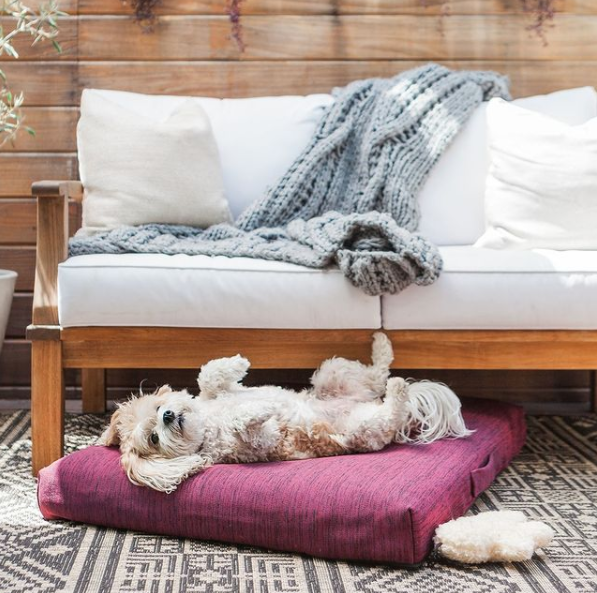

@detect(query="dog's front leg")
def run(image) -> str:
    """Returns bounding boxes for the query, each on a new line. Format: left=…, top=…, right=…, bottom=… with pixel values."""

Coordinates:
left=197, top=355, right=251, bottom=400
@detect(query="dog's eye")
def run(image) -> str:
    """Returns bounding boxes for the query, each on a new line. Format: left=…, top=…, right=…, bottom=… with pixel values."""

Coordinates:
left=150, top=433, right=159, bottom=445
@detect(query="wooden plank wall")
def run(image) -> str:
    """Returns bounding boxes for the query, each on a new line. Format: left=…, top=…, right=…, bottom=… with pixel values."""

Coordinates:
left=1, top=0, right=596, bottom=412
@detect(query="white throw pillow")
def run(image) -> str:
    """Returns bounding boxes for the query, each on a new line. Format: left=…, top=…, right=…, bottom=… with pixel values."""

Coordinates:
left=80, top=89, right=334, bottom=219
left=418, top=87, right=597, bottom=245
left=77, top=89, right=232, bottom=236
left=475, top=98, right=597, bottom=250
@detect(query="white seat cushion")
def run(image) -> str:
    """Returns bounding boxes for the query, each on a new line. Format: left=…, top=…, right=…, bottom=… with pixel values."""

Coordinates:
left=382, top=246, right=597, bottom=329
left=58, top=255, right=380, bottom=329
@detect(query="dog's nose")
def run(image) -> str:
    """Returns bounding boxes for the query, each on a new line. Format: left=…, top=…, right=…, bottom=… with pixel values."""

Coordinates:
left=163, top=410, right=175, bottom=425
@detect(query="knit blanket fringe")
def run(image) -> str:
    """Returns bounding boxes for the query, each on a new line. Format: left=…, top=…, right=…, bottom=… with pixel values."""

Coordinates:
left=69, top=64, right=510, bottom=295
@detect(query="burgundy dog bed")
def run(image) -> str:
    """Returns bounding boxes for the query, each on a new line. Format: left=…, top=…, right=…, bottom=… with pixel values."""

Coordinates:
left=38, top=398, right=525, bottom=566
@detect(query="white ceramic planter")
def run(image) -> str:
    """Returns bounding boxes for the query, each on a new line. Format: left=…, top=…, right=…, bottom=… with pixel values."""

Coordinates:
left=0, top=270, right=17, bottom=357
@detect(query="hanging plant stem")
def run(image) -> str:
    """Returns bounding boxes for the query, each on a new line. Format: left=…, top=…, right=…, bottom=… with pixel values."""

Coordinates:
left=227, top=0, right=245, bottom=52
left=1, top=0, right=65, bottom=146
left=520, top=0, right=556, bottom=45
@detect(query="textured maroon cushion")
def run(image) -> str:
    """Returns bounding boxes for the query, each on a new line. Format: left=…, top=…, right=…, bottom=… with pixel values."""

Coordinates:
left=38, top=398, right=525, bottom=565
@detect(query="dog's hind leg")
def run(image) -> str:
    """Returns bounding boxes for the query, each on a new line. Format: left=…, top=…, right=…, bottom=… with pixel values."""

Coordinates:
left=310, top=332, right=394, bottom=402
left=332, top=377, right=409, bottom=452
left=197, top=355, right=251, bottom=400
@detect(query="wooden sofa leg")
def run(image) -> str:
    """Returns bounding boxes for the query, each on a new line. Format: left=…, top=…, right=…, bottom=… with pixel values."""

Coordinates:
left=81, top=368, right=106, bottom=413
left=31, top=340, right=64, bottom=476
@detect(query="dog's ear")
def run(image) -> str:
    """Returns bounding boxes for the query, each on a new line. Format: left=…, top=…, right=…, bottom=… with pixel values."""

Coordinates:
left=98, top=408, right=121, bottom=447
left=121, top=450, right=211, bottom=494
left=155, top=384, right=172, bottom=397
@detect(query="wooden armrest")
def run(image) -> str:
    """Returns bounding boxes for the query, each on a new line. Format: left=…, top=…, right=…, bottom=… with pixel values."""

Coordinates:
left=32, top=180, right=84, bottom=202
left=30, top=180, right=82, bottom=327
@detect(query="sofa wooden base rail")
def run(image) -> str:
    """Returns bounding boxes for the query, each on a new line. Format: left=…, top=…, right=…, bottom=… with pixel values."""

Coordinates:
left=27, top=325, right=597, bottom=475
left=27, top=182, right=597, bottom=475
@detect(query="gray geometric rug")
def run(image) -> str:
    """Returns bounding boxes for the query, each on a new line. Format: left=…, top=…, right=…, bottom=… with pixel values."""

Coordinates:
left=0, top=411, right=596, bottom=593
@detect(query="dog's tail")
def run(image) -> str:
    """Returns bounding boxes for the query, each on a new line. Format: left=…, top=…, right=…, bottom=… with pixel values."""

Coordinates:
left=394, top=380, right=473, bottom=444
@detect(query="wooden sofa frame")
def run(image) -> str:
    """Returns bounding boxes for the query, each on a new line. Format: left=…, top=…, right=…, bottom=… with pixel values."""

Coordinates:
left=28, top=180, right=597, bottom=474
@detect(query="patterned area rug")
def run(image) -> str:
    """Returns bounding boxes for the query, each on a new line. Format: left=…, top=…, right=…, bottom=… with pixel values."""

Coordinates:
left=0, top=411, right=596, bottom=593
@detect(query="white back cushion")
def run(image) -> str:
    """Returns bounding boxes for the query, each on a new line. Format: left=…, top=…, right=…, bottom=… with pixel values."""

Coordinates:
left=78, top=90, right=231, bottom=235
left=83, top=89, right=334, bottom=219
left=418, top=87, right=597, bottom=246
left=475, top=99, right=597, bottom=250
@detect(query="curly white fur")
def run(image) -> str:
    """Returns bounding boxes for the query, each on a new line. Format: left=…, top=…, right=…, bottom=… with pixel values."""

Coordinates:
left=435, top=511, right=554, bottom=563
left=99, top=333, right=472, bottom=493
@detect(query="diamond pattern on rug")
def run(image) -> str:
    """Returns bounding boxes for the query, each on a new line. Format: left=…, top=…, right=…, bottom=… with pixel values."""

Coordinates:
left=0, top=411, right=595, bottom=593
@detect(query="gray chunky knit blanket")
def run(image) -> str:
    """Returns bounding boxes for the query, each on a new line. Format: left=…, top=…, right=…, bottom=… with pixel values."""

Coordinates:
left=70, top=64, right=509, bottom=295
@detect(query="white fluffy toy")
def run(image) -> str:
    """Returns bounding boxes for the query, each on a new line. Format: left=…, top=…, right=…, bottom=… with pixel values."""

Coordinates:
left=434, top=510, right=554, bottom=564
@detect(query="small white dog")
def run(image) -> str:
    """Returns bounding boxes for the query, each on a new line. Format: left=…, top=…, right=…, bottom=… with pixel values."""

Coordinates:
left=100, top=333, right=472, bottom=493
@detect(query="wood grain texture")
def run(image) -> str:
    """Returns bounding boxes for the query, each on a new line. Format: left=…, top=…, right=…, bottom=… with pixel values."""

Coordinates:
left=1, top=340, right=589, bottom=392
left=0, top=340, right=31, bottom=386
left=2, top=341, right=590, bottom=413
left=31, top=340, right=64, bottom=474
left=78, top=15, right=597, bottom=61
left=78, top=60, right=597, bottom=99
left=2, top=338, right=590, bottom=401
left=26, top=0, right=77, bottom=12
left=0, top=108, right=78, bottom=153
left=13, top=1, right=597, bottom=414
left=31, top=187, right=69, bottom=325
left=0, top=17, right=77, bottom=61
left=76, top=0, right=597, bottom=16
left=57, top=328, right=597, bottom=371
left=81, top=368, right=106, bottom=413
left=0, top=155, right=77, bottom=196
left=0, top=199, right=81, bottom=243
left=5, top=294, right=31, bottom=339
left=0, top=248, right=35, bottom=291
left=0, top=63, right=77, bottom=106
left=0, top=200, right=36, bottom=244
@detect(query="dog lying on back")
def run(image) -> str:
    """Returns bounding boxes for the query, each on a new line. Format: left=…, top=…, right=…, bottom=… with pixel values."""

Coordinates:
left=99, top=333, right=471, bottom=493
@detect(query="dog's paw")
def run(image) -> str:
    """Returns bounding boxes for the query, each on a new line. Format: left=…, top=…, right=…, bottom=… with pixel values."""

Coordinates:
left=385, top=377, right=409, bottom=402
left=228, top=354, right=251, bottom=379
left=197, top=355, right=251, bottom=398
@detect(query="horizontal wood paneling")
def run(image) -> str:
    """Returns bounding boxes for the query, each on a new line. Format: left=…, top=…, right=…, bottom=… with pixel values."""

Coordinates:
left=0, top=248, right=35, bottom=291
left=4, top=0, right=597, bottom=410
left=76, top=1, right=597, bottom=16
left=78, top=60, right=597, bottom=99
left=0, top=108, right=78, bottom=152
left=3, top=59, right=594, bottom=109
left=26, top=0, right=77, bottom=11
left=0, top=200, right=81, bottom=243
left=78, top=15, right=597, bottom=61
left=6, top=294, right=31, bottom=339
left=0, top=18, right=77, bottom=61
left=0, top=62, right=77, bottom=106
left=0, top=341, right=31, bottom=386
left=0, top=200, right=36, bottom=243
left=0, top=155, right=77, bottom=195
